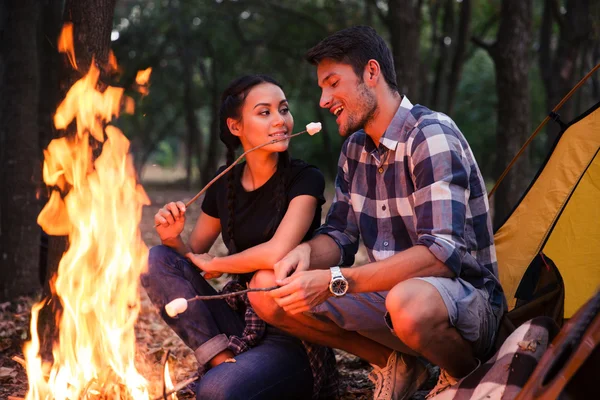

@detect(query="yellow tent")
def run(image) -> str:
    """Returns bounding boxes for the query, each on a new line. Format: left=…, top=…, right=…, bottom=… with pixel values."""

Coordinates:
left=494, top=102, right=600, bottom=317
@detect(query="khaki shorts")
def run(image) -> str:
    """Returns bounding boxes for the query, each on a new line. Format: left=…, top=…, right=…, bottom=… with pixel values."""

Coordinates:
left=310, top=277, right=503, bottom=358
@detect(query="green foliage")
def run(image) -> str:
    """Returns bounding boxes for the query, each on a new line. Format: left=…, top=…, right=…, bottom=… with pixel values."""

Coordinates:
left=154, top=140, right=177, bottom=168
left=453, top=49, right=497, bottom=180
left=108, top=0, right=595, bottom=186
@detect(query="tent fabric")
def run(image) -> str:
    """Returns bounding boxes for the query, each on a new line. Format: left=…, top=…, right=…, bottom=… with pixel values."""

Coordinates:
left=494, top=103, right=600, bottom=317
left=544, top=151, right=600, bottom=316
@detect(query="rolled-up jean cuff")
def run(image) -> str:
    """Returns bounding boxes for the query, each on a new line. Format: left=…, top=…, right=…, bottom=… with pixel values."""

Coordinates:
left=194, top=333, right=230, bottom=367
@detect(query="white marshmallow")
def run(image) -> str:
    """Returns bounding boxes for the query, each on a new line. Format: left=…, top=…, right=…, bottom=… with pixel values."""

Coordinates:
left=306, top=122, right=322, bottom=136
left=165, top=298, right=188, bottom=317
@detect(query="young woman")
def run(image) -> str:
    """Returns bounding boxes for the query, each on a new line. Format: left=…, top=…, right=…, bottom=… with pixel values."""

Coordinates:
left=141, top=75, right=337, bottom=400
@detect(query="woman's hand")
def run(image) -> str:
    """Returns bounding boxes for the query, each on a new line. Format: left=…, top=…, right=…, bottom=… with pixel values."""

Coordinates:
left=155, top=201, right=186, bottom=241
left=186, top=252, right=223, bottom=280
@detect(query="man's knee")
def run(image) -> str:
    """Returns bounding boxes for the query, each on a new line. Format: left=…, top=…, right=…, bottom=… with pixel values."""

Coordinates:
left=248, top=270, right=285, bottom=324
left=385, top=279, right=448, bottom=346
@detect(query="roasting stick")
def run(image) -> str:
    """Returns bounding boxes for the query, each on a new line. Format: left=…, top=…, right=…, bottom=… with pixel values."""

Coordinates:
left=164, top=286, right=278, bottom=318
left=154, top=122, right=322, bottom=228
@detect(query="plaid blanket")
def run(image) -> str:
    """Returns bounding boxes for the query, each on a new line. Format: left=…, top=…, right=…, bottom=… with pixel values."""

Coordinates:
left=429, top=316, right=556, bottom=399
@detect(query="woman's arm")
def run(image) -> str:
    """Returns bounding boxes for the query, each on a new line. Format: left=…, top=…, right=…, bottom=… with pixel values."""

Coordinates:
left=187, top=211, right=222, bottom=254
left=197, top=195, right=318, bottom=274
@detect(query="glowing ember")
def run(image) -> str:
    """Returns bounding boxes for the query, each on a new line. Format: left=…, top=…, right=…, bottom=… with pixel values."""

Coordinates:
left=24, top=25, right=153, bottom=399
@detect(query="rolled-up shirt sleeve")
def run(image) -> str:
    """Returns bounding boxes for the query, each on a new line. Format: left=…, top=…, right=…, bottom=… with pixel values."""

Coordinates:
left=408, top=123, right=470, bottom=276
left=314, top=140, right=360, bottom=266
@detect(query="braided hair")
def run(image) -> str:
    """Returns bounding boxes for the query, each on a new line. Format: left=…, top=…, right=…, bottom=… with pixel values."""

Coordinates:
left=218, top=75, right=291, bottom=255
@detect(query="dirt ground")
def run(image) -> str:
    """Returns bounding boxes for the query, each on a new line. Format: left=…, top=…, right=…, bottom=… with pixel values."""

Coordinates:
left=0, top=187, right=437, bottom=399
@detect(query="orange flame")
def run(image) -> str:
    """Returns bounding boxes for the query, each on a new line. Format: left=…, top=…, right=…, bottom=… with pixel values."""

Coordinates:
left=134, top=68, right=152, bottom=96
left=136, top=68, right=152, bottom=86
left=58, top=23, right=77, bottom=70
left=25, top=25, right=152, bottom=399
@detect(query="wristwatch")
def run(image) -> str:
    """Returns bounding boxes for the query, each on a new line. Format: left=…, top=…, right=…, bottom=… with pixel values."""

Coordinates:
left=329, top=266, right=349, bottom=297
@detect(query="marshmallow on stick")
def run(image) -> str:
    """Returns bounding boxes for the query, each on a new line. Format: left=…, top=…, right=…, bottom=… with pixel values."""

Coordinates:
left=306, top=122, right=322, bottom=135
left=165, top=298, right=188, bottom=318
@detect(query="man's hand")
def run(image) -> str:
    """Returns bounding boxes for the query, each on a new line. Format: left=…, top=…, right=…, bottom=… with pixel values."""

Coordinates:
left=186, top=252, right=223, bottom=280
left=155, top=201, right=186, bottom=241
left=273, top=243, right=312, bottom=283
left=269, top=269, right=331, bottom=314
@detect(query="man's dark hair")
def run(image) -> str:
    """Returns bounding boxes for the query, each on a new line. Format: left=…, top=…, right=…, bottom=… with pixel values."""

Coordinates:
left=305, top=25, right=398, bottom=93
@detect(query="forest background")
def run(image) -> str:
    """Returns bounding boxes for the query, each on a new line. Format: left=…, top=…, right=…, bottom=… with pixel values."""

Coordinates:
left=2, top=0, right=600, bottom=298
left=1, top=1, right=599, bottom=398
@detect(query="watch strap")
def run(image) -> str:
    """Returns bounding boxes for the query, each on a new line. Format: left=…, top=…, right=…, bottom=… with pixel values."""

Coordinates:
left=330, top=266, right=344, bottom=280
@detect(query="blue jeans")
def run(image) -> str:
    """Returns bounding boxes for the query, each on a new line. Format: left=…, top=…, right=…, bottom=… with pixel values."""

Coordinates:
left=141, top=245, right=313, bottom=400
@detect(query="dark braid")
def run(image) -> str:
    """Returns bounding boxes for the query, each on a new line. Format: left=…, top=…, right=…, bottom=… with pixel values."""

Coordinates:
left=225, top=146, right=237, bottom=254
left=218, top=74, right=285, bottom=254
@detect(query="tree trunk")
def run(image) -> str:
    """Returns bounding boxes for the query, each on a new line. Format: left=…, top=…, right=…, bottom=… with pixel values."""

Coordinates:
left=200, top=64, right=221, bottom=188
left=0, top=0, right=42, bottom=300
left=183, top=73, right=198, bottom=190
left=488, top=0, right=533, bottom=229
left=445, top=0, right=471, bottom=116
left=42, top=0, right=117, bottom=286
left=540, top=0, right=594, bottom=149
left=388, top=0, right=422, bottom=99
left=37, top=0, right=64, bottom=287
left=430, top=0, right=454, bottom=110
left=422, top=0, right=441, bottom=103
left=174, top=6, right=201, bottom=190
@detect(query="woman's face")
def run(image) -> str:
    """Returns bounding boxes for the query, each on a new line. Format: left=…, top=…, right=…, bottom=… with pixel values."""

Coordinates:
left=231, top=82, right=293, bottom=153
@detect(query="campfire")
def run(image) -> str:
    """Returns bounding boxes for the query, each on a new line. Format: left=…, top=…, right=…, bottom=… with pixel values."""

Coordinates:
left=21, top=23, right=323, bottom=400
left=22, top=25, right=165, bottom=399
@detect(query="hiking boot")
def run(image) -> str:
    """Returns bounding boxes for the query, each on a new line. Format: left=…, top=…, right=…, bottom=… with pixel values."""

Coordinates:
left=368, top=351, right=429, bottom=400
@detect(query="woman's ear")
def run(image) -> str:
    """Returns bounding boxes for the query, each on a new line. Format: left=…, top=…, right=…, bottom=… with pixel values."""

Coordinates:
left=364, top=59, right=381, bottom=87
left=227, top=117, right=242, bottom=137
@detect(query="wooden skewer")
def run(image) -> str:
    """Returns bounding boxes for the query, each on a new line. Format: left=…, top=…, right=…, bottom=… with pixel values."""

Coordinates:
left=187, top=285, right=278, bottom=302
left=154, top=130, right=308, bottom=227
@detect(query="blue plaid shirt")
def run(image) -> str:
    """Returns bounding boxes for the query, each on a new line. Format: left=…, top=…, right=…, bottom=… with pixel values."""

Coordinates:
left=316, top=96, right=504, bottom=310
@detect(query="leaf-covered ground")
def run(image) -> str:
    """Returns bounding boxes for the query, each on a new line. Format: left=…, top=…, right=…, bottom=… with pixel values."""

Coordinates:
left=0, top=188, right=438, bottom=399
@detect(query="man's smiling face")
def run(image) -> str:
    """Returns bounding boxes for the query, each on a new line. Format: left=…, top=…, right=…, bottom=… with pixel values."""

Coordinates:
left=316, top=58, right=377, bottom=137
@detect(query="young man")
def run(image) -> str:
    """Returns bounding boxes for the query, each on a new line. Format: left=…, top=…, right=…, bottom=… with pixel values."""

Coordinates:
left=249, top=26, right=506, bottom=400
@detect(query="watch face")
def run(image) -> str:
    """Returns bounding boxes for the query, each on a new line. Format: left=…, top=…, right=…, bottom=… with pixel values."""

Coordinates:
left=331, top=278, right=348, bottom=296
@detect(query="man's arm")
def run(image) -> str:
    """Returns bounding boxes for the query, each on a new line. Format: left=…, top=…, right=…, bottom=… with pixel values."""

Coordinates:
left=271, top=244, right=453, bottom=314
left=271, top=123, right=472, bottom=313
left=344, top=245, right=453, bottom=293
